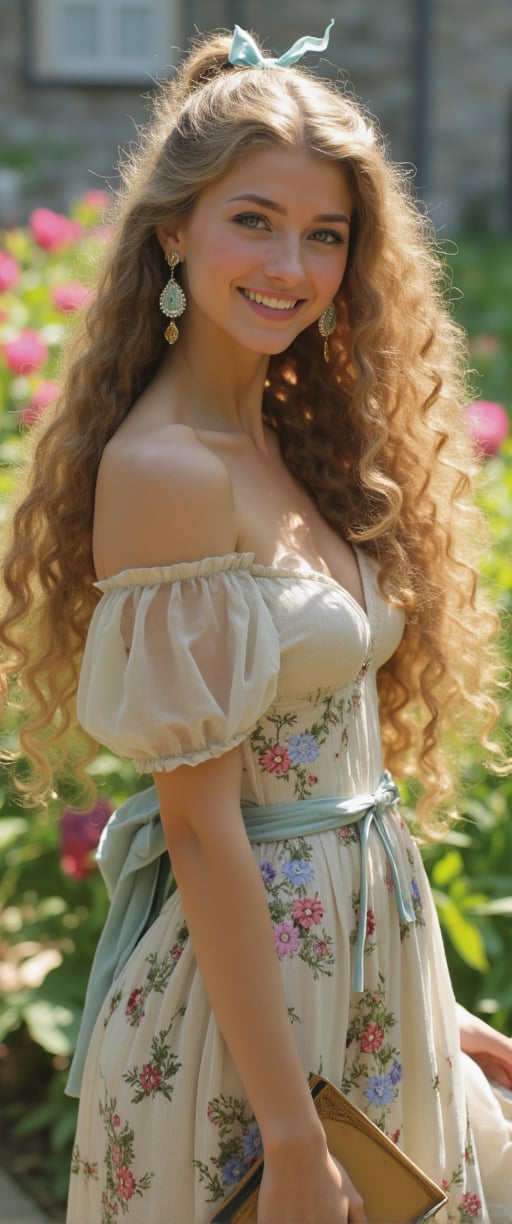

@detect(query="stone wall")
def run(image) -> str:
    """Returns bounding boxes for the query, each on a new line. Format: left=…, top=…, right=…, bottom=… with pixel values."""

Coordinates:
left=0, top=0, right=510, bottom=232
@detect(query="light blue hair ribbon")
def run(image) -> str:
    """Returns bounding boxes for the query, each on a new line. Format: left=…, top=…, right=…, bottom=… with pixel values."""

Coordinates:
left=228, top=19, right=335, bottom=70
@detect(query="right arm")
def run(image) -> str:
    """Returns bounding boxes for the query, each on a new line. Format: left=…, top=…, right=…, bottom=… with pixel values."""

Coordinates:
left=94, top=429, right=365, bottom=1223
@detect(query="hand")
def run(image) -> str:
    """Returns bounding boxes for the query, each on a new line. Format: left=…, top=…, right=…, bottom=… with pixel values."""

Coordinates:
left=257, top=1148, right=366, bottom=1223
left=457, top=1003, right=512, bottom=1089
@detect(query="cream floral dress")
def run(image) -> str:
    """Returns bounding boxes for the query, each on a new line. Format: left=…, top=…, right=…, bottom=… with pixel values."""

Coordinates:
left=66, top=551, right=512, bottom=1224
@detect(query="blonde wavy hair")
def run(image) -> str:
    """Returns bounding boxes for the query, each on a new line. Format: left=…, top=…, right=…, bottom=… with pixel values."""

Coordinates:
left=0, top=30, right=505, bottom=822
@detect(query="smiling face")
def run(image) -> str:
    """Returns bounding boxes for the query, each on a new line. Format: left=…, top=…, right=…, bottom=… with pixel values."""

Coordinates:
left=159, top=146, right=352, bottom=358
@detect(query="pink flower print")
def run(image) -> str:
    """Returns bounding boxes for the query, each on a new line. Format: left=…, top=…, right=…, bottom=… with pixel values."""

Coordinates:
left=308, top=774, right=318, bottom=785
left=460, top=1192, right=482, bottom=1217
left=112, top=1114, right=121, bottom=1128
left=139, top=1063, right=162, bottom=1094
left=4, top=329, right=48, bottom=374
left=292, top=896, right=324, bottom=929
left=171, top=943, right=183, bottom=963
left=112, top=1144, right=122, bottom=1166
left=125, top=988, right=145, bottom=1017
left=273, top=922, right=300, bottom=958
left=390, top=1128, right=401, bottom=1144
left=0, top=250, right=20, bottom=291
left=207, top=1103, right=219, bottom=1124
left=366, top=909, right=376, bottom=936
left=360, top=1022, right=384, bottom=1053
left=314, top=941, right=330, bottom=957
left=259, top=743, right=291, bottom=774
left=116, top=1165, right=136, bottom=1201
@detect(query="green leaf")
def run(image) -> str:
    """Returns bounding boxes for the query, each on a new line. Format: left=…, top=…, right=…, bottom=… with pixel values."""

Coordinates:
left=433, top=892, right=489, bottom=971
left=23, top=999, right=80, bottom=1056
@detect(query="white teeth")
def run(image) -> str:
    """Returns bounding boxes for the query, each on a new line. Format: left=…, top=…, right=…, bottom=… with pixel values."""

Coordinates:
left=244, top=290, right=297, bottom=310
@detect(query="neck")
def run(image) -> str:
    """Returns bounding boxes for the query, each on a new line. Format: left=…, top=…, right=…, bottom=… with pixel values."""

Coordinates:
left=161, top=310, right=272, bottom=452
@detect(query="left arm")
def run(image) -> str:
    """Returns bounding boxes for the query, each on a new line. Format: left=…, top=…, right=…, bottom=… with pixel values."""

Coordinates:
left=457, top=1003, right=512, bottom=1089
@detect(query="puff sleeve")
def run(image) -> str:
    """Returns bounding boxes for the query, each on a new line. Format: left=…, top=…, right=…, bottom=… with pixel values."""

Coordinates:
left=77, top=553, right=280, bottom=770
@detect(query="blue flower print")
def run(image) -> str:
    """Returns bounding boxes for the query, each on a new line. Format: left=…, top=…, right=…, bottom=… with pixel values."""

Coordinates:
left=364, top=1074, right=394, bottom=1107
left=281, top=858, right=315, bottom=888
left=242, top=1122, right=263, bottom=1162
left=261, top=861, right=276, bottom=886
left=221, top=1155, right=247, bottom=1187
left=411, top=878, right=421, bottom=903
left=390, top=1060, right=402, bottom=1085
left=287, top=734, right=320, bottom=765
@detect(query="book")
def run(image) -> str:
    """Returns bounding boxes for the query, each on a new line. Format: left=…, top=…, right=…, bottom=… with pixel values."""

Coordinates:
left=210, top=1075, right=447, bottom=1223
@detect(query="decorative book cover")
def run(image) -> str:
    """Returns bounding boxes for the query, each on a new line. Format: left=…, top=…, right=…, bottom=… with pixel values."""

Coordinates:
left=210, top=1075, right=447, bottom=1224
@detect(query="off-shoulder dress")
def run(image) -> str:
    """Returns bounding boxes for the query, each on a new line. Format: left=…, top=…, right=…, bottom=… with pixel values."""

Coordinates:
left=66, top=551, right=512, bottom=1223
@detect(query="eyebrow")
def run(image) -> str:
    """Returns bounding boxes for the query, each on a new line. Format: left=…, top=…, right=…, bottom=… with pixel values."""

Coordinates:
left=227, top=193, right=351, bottom=225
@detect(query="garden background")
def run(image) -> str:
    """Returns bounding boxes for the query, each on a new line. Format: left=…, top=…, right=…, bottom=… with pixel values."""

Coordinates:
left=0, top=196, right=511, bottom=1217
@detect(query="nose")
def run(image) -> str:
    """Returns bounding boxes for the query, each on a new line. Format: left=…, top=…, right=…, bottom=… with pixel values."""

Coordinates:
left=264, top=234, right=304, bottom=284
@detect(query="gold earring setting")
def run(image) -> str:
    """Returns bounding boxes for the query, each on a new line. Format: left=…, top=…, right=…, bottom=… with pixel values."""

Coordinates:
left=159, top=251, right=186, bottom=344
left=318, top=302, right=337, bottom=363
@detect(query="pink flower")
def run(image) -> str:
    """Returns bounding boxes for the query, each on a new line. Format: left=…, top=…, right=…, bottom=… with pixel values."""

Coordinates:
left=30, top=207, right=81, bottom=251
left=125, top=988, right=144, bottom=1016
left=314, top=941, right=329, bottom=956
left=0, top=250, right=20, bottom=292
left=308, top=774, right=318, bottom=784
left=292, top=896, right=324, bottom=929
left=360, top=1022, right=384, bottom=1053
left=273, top=922, right=300, bottom=958
left=112, top=1144, right=121, bottom=1165
left=112, top=1114, right=121, bottom=1128
left=81, top=189, right=109, bottom=212
left=366, top=908, right=376, bottom=936
left=60, top=797, right=112, bottom=880
left=51, top=281, right=91, bottom=313
left=19, top=379, right=59, bottom=426
left=171, top=943, right=183, bottom=963
left=460, top=1192, right=482, bottom=1217
left=465, top=400, right=508, bottom=460
left=390, top=1128, right=401, bottom=1144
left=259, top=743, right=291, bottom=774
left=116, top=1165, right=136, bottom=1201
left=139, top=1063, right=162, bottom=1093
left=4, top=329, right=48, bottom=374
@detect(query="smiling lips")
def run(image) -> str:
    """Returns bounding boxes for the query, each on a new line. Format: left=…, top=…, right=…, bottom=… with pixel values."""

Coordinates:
left=240, top=288, right=300, bottom=313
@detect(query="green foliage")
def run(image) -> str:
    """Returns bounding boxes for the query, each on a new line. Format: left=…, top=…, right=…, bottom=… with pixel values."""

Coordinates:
left=0, top=213, right=511, bottom=1207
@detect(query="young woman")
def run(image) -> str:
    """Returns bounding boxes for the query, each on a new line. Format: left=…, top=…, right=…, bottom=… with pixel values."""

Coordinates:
left=1, top=22, right=511, bottom=1224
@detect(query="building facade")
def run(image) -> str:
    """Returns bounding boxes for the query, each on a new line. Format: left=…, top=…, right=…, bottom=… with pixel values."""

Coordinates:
left=0, top=0, right=511, bottom=233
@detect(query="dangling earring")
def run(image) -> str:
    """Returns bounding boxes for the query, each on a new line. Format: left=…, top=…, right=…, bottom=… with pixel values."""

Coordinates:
left=159, top=251, right=186, bottom=344
left=318, top=302, right=337, bottom=363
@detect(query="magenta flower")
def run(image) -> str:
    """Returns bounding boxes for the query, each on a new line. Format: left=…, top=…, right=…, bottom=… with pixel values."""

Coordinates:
left=51, top=281, right=91, bottom=313
left=0, top=250, right=20, bottom=292
left=292, top=896, right=324, bottom=929
left=139, top=1063, right=162, bottom=1094
left=465, top=400, right=508, bottom=460
left=30, top=207, right=81, bottom=251
left=366, top=908, right=377, bottom=936
left=81, top=189, right=109, bottom=212
left=4, top=329, right=48, bottom=374
left=273, top=922, right=300, bottom=958
left=20, top=379, right=59, bottom=426
left=60, top=797, right=112, bottom=880
left=460, top=1192, right=482, bottom=1217
left=259, top=743, right=291, bottom=774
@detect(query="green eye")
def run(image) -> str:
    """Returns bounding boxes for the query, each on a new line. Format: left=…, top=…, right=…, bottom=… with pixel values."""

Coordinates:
left=310, top=229, right=344, bottom=244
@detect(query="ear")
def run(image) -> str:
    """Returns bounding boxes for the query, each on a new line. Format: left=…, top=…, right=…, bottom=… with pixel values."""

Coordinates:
left=156, top=223, right=186, bottom=262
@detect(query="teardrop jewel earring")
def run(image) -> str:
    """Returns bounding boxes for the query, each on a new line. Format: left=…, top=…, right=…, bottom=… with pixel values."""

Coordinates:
left=159, top=251, right=187, bottom=344
left=318, top=302, right=337, bottom=363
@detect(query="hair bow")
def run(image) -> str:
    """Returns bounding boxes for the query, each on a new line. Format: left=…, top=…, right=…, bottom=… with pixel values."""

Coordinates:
left=228, top=19, right=334, bottom=70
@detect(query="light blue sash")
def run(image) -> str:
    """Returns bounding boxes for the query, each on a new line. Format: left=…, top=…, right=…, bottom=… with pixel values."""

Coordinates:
left=66, top=771, right=413, bottom=1097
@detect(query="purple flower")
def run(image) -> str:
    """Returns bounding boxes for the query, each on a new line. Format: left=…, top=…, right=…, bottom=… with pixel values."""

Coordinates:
left=390, top=1061, right=402, bottom=1085
left=281, top=858, right=314, bottom=888
left=242, top=1122, right=262, bottom=1162
left=287, top=734, right=320, bottom=765
left=221, top=1155, right=246, bottom=1187
left=364, top=1074, right=395, bottom=1107
left=411, top=878, right=421, bottom=903
left=273, top=922, right=300, bottom=958
left=261, top=860, right=276, bottom=885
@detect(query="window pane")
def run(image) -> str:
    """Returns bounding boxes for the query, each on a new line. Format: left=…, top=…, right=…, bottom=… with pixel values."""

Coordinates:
left=61, top=4, right=99, bottom=56
left=117, top=8, right=151, bottom=56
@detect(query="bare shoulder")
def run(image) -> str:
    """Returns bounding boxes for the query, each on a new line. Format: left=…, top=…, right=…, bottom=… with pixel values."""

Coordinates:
left=93, top=422, right=237, bottom=577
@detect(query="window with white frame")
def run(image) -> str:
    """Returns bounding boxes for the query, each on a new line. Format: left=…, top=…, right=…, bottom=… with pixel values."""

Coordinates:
left=29, top=0, right=179, bottom=84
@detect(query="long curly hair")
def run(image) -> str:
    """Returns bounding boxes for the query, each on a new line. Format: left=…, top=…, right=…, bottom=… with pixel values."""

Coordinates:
left=0, top=30, right=504, bottom=822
